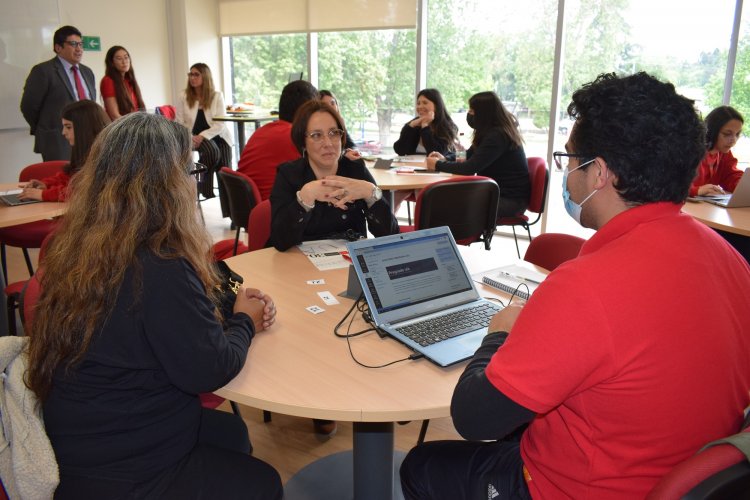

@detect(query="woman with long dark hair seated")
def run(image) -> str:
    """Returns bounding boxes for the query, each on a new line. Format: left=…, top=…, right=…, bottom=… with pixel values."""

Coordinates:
left=426, top=91, right=530, bottom=219
left=19, top=100, right=110, bottom=201
left=100, top=45, right=145, bottom=120
left=25, top=113, right=282, bottom=499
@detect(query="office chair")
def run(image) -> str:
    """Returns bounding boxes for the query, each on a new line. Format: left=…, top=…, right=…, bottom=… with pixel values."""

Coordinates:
left=523, top=233, right=586, bottom=272
left=217, top=167, right=261, bottom=256
left=401, top=175, right=499, bottom=250
left=0, top=160, right=66, bottom=286
left=496, top=157, right=549, bottom=258
left=647, top=424, right=750, bottom=499
left=248, top=199, right=271, bottom=251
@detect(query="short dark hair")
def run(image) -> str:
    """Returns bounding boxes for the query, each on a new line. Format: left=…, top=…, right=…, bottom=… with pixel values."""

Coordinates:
left=705, top=106, right=744, bottom=150
left=567, top=72, right=706, bottom=204
left=53, top=26, right=82, bottom=49
left=290, top=100, right=346, bottom=154
left=279, top=80, right=318, bottom=122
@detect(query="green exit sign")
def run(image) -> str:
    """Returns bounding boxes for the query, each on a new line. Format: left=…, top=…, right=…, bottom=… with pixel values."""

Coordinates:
left=82, top=36, right=101, bottom=51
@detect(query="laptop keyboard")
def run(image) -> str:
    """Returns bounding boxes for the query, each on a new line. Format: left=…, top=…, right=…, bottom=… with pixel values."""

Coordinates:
left=395, top=302, right=501, bottom=347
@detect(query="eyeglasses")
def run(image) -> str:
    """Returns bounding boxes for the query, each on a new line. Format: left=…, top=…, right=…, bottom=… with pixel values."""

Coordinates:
left=65, top=41, right=84, bottom=48
left=305, top=129, right=345, bottom=143
left=553, top=151, right=595, bottom=171
left=187, top=72, right=201, bottom=77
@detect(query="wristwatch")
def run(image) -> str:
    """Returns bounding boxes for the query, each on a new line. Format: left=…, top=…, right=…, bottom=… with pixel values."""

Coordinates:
left=368, top=185, right=383, bottom=204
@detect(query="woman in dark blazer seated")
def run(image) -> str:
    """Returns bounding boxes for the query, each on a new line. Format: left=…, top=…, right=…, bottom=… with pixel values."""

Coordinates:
left=426, top=91, right=530, bottom=218
left=25, top=113, right=282, bottom=499
left=270, top=99, right=399, bottom=252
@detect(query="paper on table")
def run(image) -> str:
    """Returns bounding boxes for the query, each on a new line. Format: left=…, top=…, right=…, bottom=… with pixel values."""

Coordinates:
left=472, top=264, right=547, bottom=300
left=297, top=239, right=351, bottom=271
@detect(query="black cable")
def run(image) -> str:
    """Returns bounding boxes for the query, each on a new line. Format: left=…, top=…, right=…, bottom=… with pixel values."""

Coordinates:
left=333, top=294, right=420, bottom=368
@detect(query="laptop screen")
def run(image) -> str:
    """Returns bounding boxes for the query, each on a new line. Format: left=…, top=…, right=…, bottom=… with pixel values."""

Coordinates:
left=351, top=231, right=473, bottom=314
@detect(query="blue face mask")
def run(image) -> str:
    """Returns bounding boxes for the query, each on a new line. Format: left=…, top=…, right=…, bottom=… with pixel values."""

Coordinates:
left=562, top=158, right=597, bottom=225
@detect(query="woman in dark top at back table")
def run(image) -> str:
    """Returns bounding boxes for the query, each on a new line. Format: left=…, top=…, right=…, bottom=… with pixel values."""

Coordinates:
left=426, top=91, right=530, bottom=218
left=393, top=88, right=458, bottom=158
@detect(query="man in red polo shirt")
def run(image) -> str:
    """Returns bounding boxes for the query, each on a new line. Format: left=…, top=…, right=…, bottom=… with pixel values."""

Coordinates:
left=400, top=72, right=750, bottom=499
left=237, top=80, right=318, bottom=200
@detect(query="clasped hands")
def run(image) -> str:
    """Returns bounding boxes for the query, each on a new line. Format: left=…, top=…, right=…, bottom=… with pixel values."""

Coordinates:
left=299, top=176, right=375, bottom=210
left=234, top=287, right=276, bottom=332
left=425, top=151, right=445, bottom=171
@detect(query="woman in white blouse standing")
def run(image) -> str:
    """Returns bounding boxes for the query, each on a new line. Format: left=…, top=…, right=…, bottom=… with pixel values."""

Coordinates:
left=175, top=63, right=233, bottom=199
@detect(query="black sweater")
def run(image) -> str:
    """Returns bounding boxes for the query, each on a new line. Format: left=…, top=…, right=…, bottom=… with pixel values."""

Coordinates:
left=269, top=156, right=399, bottom=251
left=44, top=251, right=254, bottom=482
left=436, top=127, right=530, bottom=202
left=393, top=119, right=455, bottom=158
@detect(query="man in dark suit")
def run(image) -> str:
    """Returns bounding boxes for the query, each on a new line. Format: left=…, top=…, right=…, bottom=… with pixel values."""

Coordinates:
left=20, top=25, right=96, bottom=161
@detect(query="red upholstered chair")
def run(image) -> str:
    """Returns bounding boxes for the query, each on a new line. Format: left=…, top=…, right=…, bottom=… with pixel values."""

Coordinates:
left=496, top=157, right=549, bottom=258
left=401, top=176, right=499, bottom=250
left=154, top=105, right=176, bottom=120
left=247, top=199, right=271, bottom=251
left=647, top=424, right=750, bottom=499
left=523, top=233, right=586, bottom=272
left=0, top=161, right=66, bottom=285
left=217, top=168, right=261, bottom=256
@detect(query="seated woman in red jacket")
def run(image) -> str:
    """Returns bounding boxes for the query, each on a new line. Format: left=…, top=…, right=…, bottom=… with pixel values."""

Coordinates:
left=689, top=106, right=745, bottom=197
left=20, top=100, right=110, bottom=201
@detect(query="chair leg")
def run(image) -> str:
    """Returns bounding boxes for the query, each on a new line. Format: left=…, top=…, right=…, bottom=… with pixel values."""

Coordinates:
left=233, top=228, right=241, bottom=256
left=263, top=410, right=272, bottom=423
left=1, top=244, right=7, bottom=287
left=230, top=400, right=242, bottom=417
left=511, top=227, right=520, bottom=258
left=22, top=248, right=34, bottom=276
left=417, top=419, right=430, bottom=445
left=407, top=201, right=412, bottom=225
left=7, top=294, right=18, bottom=336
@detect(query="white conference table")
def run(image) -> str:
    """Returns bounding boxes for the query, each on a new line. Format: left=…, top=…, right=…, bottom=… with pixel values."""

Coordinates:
left=217, top=244, right=533, bottom=499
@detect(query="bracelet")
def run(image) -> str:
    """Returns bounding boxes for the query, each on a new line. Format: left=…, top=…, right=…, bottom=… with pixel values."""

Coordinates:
left=296, top=190, right=315, bottom=211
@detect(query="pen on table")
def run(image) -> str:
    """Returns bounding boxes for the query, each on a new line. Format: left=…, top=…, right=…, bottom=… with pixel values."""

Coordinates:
left=498, top=270, right=542, bottom=284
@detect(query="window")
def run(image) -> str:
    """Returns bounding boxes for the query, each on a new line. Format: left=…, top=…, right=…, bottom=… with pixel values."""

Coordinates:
left=229, top=34, right=307, bottom=109
left=318, top=29, right=416, bottom=153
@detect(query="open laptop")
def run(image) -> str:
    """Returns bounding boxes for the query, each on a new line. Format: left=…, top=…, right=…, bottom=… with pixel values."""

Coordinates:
left=0, top=191, right=41, bottom=206
left=693, top=169, right=750, bottom=208
left=346, top=226, right=502, bottom=366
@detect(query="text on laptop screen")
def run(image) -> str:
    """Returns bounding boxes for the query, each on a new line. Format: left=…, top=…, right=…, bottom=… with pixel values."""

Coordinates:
left=353, top=233, right=473, bottom=314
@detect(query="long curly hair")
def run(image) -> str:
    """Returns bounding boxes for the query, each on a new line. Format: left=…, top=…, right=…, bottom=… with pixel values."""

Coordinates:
left=26, top=113, right=219, bottom=401
left=104, top=45, right=145, bottom=114
left=61, top=100, right=110, bottom=175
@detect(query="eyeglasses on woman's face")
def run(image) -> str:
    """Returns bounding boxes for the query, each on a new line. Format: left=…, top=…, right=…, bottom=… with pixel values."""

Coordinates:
left=305, top=129, right=345, bottom=143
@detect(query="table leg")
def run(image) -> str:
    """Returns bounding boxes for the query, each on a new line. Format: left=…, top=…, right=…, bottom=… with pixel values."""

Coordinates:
left=236, top=122, right=247, bottom=151
left=283, top=421, right=405, bottom=500
left=354, top=422, right=396, bottom=500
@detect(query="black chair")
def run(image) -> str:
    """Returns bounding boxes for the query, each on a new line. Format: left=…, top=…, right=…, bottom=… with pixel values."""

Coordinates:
left=217, top=167, right=261, bottom=256
left=401, top=175, right=499, bottom=250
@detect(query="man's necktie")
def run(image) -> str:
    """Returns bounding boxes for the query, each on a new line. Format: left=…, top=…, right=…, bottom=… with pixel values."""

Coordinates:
left=71, top=66, right=87, bottom=101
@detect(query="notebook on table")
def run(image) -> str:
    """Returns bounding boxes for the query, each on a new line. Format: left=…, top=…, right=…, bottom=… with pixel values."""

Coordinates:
left=475, top=264, right=547, bottom=300
left=692, top=169, right=750, bottom=208
left=346, top=226, right=503, bottom=367
left=0, top=191, right=41, bottom=206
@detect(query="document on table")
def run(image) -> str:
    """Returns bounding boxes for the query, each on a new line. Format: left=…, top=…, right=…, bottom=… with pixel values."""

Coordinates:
left=297, top=239, right=352, bottom=271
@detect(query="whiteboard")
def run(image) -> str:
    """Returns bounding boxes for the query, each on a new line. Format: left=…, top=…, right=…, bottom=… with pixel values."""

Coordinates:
left=0, top=0, right=60, bottom=130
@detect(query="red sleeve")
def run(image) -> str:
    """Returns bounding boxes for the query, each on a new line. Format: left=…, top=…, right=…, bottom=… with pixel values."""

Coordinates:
left=718, top=152, right=744, bottom=192
left=40, top=172, right=71, bottom=202
left=100, top=76, right=115, bottom=99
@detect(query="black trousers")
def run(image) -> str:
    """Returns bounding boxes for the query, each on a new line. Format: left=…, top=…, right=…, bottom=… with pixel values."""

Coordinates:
left=400, top=439, right=531, bottom=500
left=54, top=408, right=282, bottom=500
left=196, top=136, right=232, bottom=211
